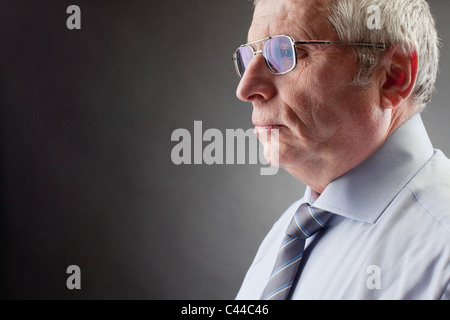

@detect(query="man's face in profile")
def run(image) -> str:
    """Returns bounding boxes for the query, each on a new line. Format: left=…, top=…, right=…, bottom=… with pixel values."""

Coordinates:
left=236, top=0, right=392, bottom=187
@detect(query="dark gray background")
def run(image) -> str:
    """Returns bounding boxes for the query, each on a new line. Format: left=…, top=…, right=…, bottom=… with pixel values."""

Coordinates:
left=0, top=0, right=449, bottom=299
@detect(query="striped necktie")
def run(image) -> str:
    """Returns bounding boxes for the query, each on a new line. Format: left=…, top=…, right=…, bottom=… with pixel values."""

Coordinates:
left=261, top=203, right=333, bottom=300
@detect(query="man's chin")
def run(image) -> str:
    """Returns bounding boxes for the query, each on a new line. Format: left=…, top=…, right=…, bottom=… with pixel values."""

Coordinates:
left=263, top=154, right=299, bottom=169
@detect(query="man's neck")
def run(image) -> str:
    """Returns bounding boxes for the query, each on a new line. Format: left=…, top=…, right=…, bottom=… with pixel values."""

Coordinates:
left=286, top=107, right=417, bottom=194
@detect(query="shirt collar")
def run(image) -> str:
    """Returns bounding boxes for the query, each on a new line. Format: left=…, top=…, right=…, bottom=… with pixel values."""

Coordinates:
left=306, top=114, right=434, bottom=225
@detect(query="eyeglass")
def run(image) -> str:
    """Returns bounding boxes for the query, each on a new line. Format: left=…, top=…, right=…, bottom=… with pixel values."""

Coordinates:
left=232, top=35, right=390, bottom=78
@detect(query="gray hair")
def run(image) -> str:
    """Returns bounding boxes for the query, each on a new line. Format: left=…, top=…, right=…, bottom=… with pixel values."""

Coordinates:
left=253, top=0, right=440, bottom=111
left=328, top=0, right=439, bottom=111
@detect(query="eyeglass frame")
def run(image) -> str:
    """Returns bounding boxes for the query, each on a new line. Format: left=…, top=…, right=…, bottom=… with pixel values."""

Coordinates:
left=232, top=35, right=391, bottom=78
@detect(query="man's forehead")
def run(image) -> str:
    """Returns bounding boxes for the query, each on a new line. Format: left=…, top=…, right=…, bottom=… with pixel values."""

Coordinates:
left=248, top=0, right=333, bottom=42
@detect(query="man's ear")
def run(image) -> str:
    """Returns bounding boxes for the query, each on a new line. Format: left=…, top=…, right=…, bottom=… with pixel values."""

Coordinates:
left=379, top=45, right=418, bottom=109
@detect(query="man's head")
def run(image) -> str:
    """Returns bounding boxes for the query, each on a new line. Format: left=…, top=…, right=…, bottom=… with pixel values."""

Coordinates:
left=236, top=0, right=439, bottom=193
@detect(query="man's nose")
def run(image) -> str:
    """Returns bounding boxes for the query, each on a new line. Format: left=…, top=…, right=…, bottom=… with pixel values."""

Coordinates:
left=236, top=54, right=276, bottom=103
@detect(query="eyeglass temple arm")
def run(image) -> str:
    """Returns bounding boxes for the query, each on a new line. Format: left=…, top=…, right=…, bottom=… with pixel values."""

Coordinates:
left=294, top=41, right=390, bottom=49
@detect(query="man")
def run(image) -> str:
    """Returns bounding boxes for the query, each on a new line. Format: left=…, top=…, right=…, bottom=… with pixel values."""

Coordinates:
left=233, top=0, right=449, bottom=300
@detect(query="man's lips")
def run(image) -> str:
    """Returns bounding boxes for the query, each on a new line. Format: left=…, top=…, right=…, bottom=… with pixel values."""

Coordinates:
left=253, top=124, right=284, bottom=133
left=253, top=123, right=284, bottom=128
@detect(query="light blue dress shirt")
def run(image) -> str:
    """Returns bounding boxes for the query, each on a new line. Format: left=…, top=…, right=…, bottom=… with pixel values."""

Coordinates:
left=236, top=114, right=450, bottom=300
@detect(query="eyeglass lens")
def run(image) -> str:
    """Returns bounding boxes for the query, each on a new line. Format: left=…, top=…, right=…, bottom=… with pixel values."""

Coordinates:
left=235, top=36, right=296, bottom=77
left=265, top=36, right=295, bottom=74
left=236, top=46, right=253, bottom=77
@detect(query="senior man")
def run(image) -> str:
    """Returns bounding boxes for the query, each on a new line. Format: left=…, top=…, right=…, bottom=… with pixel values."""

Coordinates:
left=233, top=0, right=449, bottom=300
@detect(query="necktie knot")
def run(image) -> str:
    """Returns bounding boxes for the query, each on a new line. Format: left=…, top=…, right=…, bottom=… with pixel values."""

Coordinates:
left=260, top=203, right=333, bottom=300
left=286, top=203, right=333, bottom=240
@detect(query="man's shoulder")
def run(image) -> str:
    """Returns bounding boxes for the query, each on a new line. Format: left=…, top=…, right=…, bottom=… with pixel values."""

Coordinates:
left=406, top=149, right=450, bottom=232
